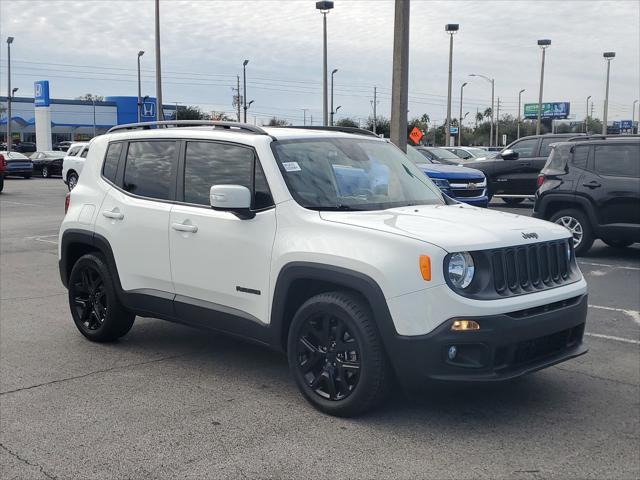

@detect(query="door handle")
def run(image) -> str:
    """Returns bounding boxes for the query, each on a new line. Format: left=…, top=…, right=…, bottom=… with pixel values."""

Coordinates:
left=519, top=161, right=532, bottom=166
left=582, top=181, right=601, bottom=189
left=102, top=209, right=124, bottom=220
left=171, top=222, right=198, bottom=233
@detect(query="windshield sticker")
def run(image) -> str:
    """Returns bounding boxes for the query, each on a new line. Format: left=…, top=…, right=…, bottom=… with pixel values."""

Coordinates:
left=282, top=161, right=302, bottom=172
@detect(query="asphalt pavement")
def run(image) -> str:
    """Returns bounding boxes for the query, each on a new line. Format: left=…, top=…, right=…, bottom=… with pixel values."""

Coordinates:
left=1, top=178, right=638, bottom=479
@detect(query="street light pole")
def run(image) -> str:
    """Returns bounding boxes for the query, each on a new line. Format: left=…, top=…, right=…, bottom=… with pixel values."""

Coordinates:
left=6, top=36, right=14, bottom=152
left=458, top=82, right=467, bottom=146
left=389, top=0, right=410, bottom=152
left=602, top=52, right=615, bottom=135
left=137, top=50, right=144, bottom=123
left=243, top=59, right=249, bottom=123
left=330, top=68, right=338, bottom=126
left=536, top=39, right=551, bottom=135
left=469, top=73, right=494, bottom=146
left=302, top=108, right=308, bottom=126
left=316, top=1, right=334, bottom=126
left=633, top=100, right=638, bottom=134
left=585, top=95, right=591, bottom=133
left=154, top=0, right=163, bottom=122
left=92, top=98, right=96, bottom=138
left=517, top=89, right=525, bottom=139
left=445, top=24, right=459, bottom=147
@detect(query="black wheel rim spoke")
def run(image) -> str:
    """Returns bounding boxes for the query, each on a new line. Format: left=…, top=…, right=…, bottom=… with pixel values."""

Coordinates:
left=71, top=265, right=106, bottom=331
left=296, top=312, right=361, bottom=401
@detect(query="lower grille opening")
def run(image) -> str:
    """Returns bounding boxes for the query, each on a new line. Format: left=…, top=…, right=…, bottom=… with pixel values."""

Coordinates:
left=512, top=324, right=584, bottom=367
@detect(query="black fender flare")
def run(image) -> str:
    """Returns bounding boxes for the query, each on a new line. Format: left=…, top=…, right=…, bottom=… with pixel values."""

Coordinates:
left=268, top=262, right=398, bottom=353
left=539, top=194, right=599, bottom=230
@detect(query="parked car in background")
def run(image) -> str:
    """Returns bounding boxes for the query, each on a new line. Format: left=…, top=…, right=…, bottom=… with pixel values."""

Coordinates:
left=463, top=134, right=585, bottom=205
left=53, top=141, right=74, bottom=152
left=13, top=142, right=37, bottom=154
left=407, top=146, right=488, bottom=207
left=31, top=151, right=65, bottom=178
left=62, top=142, right=89, bottom=190
left=443, top=146, right=497, bottom=162
left=533, top=137, right=639, bottom=255
left=0, top=152, right=6, bottom=192
left=0, top=151, right=33, bottom=179
left=415, top=146, right=470, bottom=165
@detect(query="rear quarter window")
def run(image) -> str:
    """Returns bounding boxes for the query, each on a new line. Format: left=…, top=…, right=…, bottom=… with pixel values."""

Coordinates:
left=594, top=143, right=640, bottom=178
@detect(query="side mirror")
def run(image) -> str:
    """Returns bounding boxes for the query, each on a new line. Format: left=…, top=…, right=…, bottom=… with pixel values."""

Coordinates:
left=501, top=149, right=519, bottom=160
left=210, top=185, right=254, bottom=219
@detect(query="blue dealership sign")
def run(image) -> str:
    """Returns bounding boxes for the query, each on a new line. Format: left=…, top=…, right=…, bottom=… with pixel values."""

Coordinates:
left=34, top=80, right=50, bottom=107
left=142, top=101, right=155, bottom=118
left=620, top=120, right=633, bottom=129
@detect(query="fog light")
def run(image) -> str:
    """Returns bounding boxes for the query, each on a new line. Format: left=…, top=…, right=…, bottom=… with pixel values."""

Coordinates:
left=451, top=320, right=480, bottom=331
left=448, top=346, right=457, bottom=360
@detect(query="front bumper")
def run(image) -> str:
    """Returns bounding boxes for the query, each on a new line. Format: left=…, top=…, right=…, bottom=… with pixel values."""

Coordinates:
left=385, top=294, right=588, bottom=387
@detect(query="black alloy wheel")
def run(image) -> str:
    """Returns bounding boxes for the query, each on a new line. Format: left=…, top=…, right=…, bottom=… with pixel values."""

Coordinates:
left=295, top=312, right=361, bottom=401
left=41, top=166, right=50, bottom=178
left=71, top=264, right=108, bottom=332
left=68, top=253, right=135, bottom=342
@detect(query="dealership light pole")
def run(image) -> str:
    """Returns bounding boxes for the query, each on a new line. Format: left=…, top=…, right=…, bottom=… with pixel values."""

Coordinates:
left=458, top=81, right=467, bottom=146
left=154, top=0, right=163, bottom=122
left=137, top=50, right=144, bottom=122
left=92, top=98, right=96, bottom=138
left=633, top=100, right=638, bottom=134
left=316, top=1, right=334, bottom=126
left=242, top=59, right=249, bottom=123
left=585, top=95, right=591, bottom=133
left=6, top=36, right=14, bottom=152
left=330, top=68, right=338, bottom=126
left=445, top=24, right=459, bottom=147
left=389, top=0, right=410, bottom=152
left=517, top=89, right=525, bottom=139
left=469, top=73, right=494, bottom=147
left=602, top=52, right=615, bottom=135
left=535, top=39, right=551, bottom=135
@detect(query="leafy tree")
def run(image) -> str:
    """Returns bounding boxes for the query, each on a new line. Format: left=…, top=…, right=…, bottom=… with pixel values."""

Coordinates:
left=476, top=112, right=484, bottom=124
left=176, top=105, right=207, bottom=120
left=483, top=108, right=492, bottom=119
left=335, top=118, right=359, bottom=128
left=76, top=93, right=104, bottom=102
left=267, top=117, right=290, bottom=126
left=208, top=111, right=234, bottom=121
left=364, top=115, right=390, bottom=138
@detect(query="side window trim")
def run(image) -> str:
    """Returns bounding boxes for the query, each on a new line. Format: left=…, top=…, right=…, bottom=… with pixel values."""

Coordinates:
left=177, top=139, right=274, bottom=212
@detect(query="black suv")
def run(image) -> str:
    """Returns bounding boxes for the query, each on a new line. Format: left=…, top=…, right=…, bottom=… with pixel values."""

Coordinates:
left=533, top=137, right=640, bottom=255
left=464, top=134, right=584, bottom=205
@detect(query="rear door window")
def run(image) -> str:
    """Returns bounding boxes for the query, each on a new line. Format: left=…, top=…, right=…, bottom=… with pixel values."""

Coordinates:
left=594, top=144, right=640, bottom=178
left=571, top=145, right=589, bottom=169
left=510, top=138, right=539, bottom=157
left=122, top=141, right=177, bottom=200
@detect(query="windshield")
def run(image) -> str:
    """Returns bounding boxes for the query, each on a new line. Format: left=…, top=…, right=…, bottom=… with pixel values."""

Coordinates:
left=406, top=145, right=434, bottom=165
left=272, top=138, right=444, bottom=211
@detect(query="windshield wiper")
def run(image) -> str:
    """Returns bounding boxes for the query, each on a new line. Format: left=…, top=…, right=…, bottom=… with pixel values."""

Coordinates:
left=307, top=204, right=364, bottom=211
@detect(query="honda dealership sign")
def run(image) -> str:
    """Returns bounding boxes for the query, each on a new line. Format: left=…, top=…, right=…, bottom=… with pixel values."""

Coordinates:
left=523, top=102, right=570, bottom=119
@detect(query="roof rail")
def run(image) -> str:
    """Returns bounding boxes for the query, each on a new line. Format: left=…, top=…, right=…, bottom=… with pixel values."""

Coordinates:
left=273, top=125, right=380, bottom=137
left=568, top=134, right=640, bottom=141
left=107, top=120, right=269, bottom=135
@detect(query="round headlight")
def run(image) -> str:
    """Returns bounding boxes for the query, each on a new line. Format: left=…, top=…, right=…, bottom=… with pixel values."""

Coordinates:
left=448, top=252, right=475, bottom=289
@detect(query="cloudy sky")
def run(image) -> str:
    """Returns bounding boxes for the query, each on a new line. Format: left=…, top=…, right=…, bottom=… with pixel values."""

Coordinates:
left=1, top=0, right=638, bottom=126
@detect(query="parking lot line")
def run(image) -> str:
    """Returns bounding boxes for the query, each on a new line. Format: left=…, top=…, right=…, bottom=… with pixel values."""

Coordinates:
left=0, top=200, right=45, bottom=207
left=584, top=332, right=639, bottom=345
left=589, top=304, right=640, bottom=326
left=579, top=261, right=640, bottom=272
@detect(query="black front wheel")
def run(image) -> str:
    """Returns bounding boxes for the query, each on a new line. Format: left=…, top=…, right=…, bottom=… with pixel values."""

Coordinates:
left=41, top=166, right=50, bottom=178
left=602, top=238, right=634, bottom=249
left=287, top=292, right=393, bottom=417
left=68, top=253, right=135, bottom=342
left=502, top=197, right=524, bottom=205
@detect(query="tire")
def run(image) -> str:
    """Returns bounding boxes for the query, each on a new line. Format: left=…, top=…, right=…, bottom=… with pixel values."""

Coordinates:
left=41, top=166, right=50, bottom=178
left=287, top=291, right=393, bottom=417
left=602, top=238, right=634, bottom=249
left=502, top=197, right=524, bottom=205
left=22, top=173, right=32, bottom=179
left=68, top=253, right=135, bottom=342
left=67, top=172, right=78, bottom=190
left=0, top=177, right=3, bottom=193
left=550, top=208, right=594, bottom=256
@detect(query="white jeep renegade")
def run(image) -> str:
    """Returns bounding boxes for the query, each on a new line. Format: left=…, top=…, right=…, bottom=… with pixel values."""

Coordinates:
left=59, top=121, right=588, bottom=417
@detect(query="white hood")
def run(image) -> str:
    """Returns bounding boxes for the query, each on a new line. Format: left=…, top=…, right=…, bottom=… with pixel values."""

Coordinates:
left=320, top=204, right=571, bottom=252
